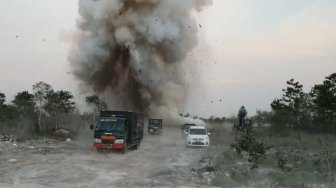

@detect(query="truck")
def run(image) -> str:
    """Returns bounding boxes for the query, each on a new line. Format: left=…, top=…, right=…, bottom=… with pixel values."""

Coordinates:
left=148, top=119, right=163, bottom=135
left=90, top=111, right=144, bottom=154
left=186, top=126, right=210, bottom=147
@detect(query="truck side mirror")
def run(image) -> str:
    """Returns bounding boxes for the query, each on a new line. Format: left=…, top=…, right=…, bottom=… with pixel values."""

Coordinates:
left=90, top=124, right=93, bottom=130
left=208, top=132, right=211, bottom=136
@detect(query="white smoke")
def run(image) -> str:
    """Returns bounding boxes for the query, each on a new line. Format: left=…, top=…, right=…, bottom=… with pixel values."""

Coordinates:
left=70, top=0, right=212, bottom=125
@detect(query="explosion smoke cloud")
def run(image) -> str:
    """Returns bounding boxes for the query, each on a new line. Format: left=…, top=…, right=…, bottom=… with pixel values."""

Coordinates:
left=70, top=0, right=212, bottom=122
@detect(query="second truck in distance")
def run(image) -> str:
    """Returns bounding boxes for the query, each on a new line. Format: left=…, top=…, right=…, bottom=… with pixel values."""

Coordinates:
left=148, top=119, right=163, bottom=135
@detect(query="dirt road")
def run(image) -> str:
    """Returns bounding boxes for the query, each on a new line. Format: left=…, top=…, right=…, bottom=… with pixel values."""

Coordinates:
left=0, top=128, right=212, bottom=188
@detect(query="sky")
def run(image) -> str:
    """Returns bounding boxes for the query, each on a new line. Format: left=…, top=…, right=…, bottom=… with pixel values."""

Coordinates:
left=0, top=0, right=336, bottom=118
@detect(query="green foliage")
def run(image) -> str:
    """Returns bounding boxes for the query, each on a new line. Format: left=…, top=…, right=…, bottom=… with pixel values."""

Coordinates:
left=1, top=83, right=77, bottom=134
left=0, top=91, right=38, bottom=133
left=32, top=81, right=52, bottom=113
left=313, top=137, right=336, bottom=181
left=12, top=91, right=35, bottom=115
left=85, top=95, right=107, bottom=112
left=45, top=90, right=75, bottom=116
left=0, top=91, right=6, bottom=121
left=252, top=109, right=273, bottom=125
left=269, top=73, right=336, bottom=133
left=32, top=81, right=53, bottom=132
left=85, top=95, right=99, bottom=105
left=0, top=92, right=17, bottom=123
left=275, top=151, right=291, bottom=172
left=213, top=128, right=336, bottom=187
left=0, top=105, right=17, bottom=122
left=85, top=95, right=107, bottom=123
left=201, top=116, right=227, bottom=124
left=230, top=130, right=270, bottom=169
left=0, top=92, right=5, bottom=106
left=310, top=73, right=336, bottom=130
left=271, top=79, right=309, bottom=129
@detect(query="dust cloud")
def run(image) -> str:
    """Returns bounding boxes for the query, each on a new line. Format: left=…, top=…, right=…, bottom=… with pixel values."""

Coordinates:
left=69, top=0, right=212, bottom=124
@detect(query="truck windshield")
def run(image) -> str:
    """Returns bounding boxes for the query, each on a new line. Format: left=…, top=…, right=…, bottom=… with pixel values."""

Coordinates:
left=189, top=129, right=206, bottom=135
left=96, top=118, right=124, bottom=132
left=149, top=120, right=162, bottom=128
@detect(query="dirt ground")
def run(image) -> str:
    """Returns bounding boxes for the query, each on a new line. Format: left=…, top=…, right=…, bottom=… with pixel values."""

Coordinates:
left=0, top=127, right=216, bottom=188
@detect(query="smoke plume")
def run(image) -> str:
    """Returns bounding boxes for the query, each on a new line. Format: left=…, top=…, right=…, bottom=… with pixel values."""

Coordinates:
left=70, top=0, right=212, bottom=122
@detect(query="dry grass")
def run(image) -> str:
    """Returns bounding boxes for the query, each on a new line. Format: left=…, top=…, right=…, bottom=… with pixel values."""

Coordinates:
left=204, top=123, right=336, bottom=187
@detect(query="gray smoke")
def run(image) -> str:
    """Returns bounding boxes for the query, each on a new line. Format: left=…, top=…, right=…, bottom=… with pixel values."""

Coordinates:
left=70, top=0, right=212, bottom=123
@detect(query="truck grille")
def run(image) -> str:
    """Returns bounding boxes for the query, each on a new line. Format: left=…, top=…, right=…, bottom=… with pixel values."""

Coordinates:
left=192, top=142, right=205, bottom=145
left=102, top=140, right=114, bottom=144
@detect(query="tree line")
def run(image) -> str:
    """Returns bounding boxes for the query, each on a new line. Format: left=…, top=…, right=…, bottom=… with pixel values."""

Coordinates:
left=179, top=72, right=336, bottom=133
left=255, top=72, right=336, bottom=133
left=0, top=81, right=109, bottom=137
left=0, top=82, right=77, bottom=135
left=1, top=73, right=335, bottom=135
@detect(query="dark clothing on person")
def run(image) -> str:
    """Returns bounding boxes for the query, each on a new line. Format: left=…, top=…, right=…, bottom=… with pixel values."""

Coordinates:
left=238, top=106, right=247, bottom=128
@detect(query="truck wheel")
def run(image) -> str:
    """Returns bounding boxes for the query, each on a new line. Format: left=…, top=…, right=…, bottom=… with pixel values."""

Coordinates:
left=97, top=148, right=103, bottom=153
left=122, top=143, right=128, bottom=154
left=135, top=140, right=140, bottom=150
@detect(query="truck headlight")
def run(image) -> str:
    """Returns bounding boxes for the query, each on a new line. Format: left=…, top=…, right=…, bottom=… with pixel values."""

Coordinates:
left=94, top=138, right=102, bottom=143
left=114, top=139, right=124, bottom=144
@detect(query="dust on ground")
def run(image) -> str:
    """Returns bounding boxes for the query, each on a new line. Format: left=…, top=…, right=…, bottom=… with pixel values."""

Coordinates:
left=0, top=127, right=219, bottom=188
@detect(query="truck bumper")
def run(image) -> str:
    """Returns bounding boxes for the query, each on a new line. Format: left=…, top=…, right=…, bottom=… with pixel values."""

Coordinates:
left=93, top=143, right=125, bottom=150
left=148, top=130, right=161, bottom=135
left=93, top=143, right=102, bottom=148
left=111, top=143, right=124, bottom=149
left=186, top=142, right=209, bottom=147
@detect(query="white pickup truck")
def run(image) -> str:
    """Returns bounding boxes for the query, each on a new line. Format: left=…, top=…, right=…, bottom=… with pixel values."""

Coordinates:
left=186, top=126, right=210, bottom=147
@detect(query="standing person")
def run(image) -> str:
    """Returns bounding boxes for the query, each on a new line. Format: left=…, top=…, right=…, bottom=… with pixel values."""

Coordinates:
left=238, top=106, right=247, bottom=129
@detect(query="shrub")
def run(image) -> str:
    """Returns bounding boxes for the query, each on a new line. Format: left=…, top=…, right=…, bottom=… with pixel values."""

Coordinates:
left=230, top=130, right=270, bottom=169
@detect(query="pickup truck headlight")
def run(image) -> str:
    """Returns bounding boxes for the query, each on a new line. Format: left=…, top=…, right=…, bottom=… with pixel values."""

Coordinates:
left=94, top=138, right=102, bottom=143
left=114, top=139, right=124, bottom=144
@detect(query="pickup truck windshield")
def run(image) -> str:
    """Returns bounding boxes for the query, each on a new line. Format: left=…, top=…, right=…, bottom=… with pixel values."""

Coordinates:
left=189, top=129, right=206, bottom=135
left=149, top=124, right=160, bottom=128
left=96, top=118, right=124, bottom=131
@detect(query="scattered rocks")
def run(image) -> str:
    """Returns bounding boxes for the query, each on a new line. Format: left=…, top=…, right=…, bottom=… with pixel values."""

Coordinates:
left=0, top=135, right=17, bottom=142
left=8, top=159, right=18, bottom=163
left=27, top=146, right=35, bottom=149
